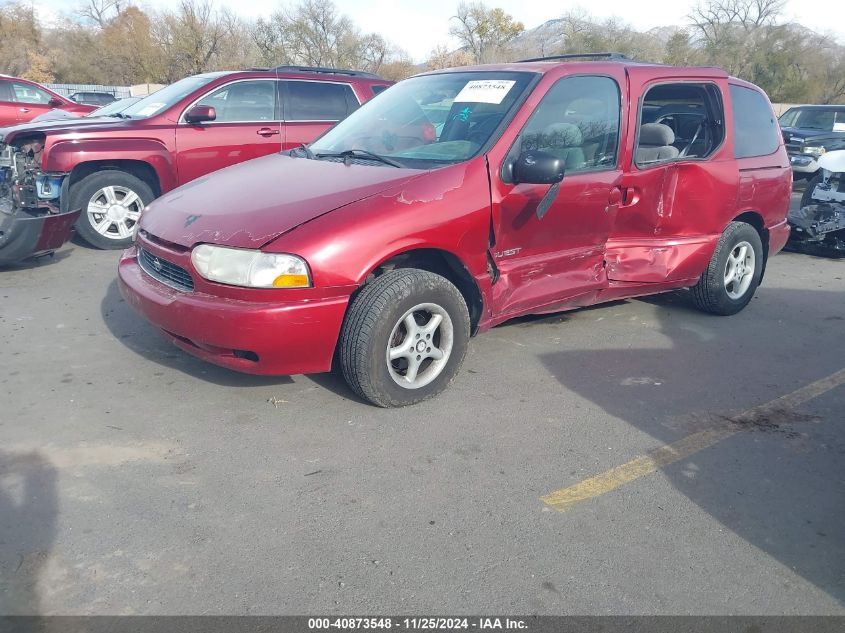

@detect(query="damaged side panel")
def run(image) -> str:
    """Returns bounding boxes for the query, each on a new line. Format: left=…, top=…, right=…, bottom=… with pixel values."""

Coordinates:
left=0, top=137, right=79, bottom=265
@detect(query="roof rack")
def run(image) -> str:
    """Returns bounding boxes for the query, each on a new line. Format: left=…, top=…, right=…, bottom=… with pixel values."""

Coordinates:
left=518, top=52, right=630, bottom=63
left=271, top=65, right=382, bottom=79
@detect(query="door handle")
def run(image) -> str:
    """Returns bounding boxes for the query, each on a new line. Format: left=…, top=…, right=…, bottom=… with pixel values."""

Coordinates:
left=19, top=108, right=30, bottom=113
left=618, top=187, right=640, bottom=208
left=257, top=128, right=280, bottom=137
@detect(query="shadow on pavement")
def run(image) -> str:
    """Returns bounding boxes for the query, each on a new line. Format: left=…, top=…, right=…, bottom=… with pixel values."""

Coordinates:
left=0, top=450, right=58, bottom=615
left=537, top=286, right=845, bottom=604
left=99, top=278, right=292, bottom=388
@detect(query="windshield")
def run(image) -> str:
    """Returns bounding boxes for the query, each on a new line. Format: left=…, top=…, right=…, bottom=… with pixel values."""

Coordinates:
left=780, top=108, right=845, bottom=132
left=87, top=97, right=142, bottom=117
left=309, top=71, right=536, bottom=167
left=119, top=74, right=223, bottom=119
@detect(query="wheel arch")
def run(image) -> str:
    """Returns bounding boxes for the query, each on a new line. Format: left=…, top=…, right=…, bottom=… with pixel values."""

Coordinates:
left=357, top=247, right=485, bottom=335
left=732, top=210, right=768, bottom=281
left=67, top=160, right=163, bottom=197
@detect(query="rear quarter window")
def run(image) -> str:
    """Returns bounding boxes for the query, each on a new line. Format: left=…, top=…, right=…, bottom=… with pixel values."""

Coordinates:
left=730, top=85, right=779, bottom=158
left=284, top=81, right=358, bottom=121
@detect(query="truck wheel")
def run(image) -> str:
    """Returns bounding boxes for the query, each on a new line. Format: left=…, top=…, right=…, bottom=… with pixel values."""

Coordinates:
left=339, top=269, right=470, bottom=408
left=71, top=170, right=155, bottom=250
left=691, top=221, right=764, bottom=316
left=800, top=173, right=822, bottom=208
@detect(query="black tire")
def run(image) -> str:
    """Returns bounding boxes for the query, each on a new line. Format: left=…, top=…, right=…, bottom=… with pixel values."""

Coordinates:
left=800, top=173, right=822, bottom=209
left=339, top=269, right=470, bottom=408
left=71, top=170, right=155, bottom=250
left=691, top=221, right=764, bottom=316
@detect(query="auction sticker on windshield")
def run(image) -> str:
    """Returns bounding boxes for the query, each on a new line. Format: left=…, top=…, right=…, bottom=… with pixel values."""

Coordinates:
left=454, top=80, right=516, bottom=104
left=135, top=102, right=166, bottom=117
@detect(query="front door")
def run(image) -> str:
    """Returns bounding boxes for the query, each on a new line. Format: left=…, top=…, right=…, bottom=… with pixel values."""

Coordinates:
left=488, top=73, right=626, bottom=318
left=174, top=79, right=282, bottom=184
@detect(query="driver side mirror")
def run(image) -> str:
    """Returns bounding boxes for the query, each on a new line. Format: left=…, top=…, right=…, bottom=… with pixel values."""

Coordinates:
left=185, top=105, right=216, bottom=124
left=48, top=97, right=64, bottom=107
left=512, top=150, right=566, bottom=185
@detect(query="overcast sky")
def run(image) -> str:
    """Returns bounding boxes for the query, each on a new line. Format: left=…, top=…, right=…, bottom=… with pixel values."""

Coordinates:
left=35, top=0, right=845, bottom=62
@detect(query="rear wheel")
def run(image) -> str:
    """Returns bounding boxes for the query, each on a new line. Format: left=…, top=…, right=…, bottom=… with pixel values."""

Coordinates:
left=339, top=269, right=470, bottom=407
left=71, top=170, right=155, bottom=250
left=691, top=221, right=764, bottom=315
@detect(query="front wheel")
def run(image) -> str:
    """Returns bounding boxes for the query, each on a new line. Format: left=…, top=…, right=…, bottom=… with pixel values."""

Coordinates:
left=71, top=170, right=155, bottom=250
left=691, top=221, right=764, bottom=316
left=339, top=269, right=470, bottom=407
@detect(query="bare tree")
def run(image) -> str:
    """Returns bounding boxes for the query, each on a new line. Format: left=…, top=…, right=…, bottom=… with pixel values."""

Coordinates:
left=78, top=0, right=127, bottom=28
left=449, top=2, right=524, bottom=63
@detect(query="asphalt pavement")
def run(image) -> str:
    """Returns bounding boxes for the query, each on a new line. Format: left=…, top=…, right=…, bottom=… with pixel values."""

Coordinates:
left=1, top=191, right=844, bottom=614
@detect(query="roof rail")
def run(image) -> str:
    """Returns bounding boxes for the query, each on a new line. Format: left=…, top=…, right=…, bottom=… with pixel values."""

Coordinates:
left=271, top=65, right=382, bottom=79
left=518, top=52, right=630, bottom=63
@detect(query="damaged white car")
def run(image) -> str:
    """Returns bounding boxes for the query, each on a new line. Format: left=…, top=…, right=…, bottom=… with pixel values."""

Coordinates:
left=787, top=150, right=845, bottom=257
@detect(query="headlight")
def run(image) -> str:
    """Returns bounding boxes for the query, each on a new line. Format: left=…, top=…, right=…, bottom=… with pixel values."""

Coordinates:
left=802, top=145, right=826, bottom=157
left=191, top=244, right=311, bottom=288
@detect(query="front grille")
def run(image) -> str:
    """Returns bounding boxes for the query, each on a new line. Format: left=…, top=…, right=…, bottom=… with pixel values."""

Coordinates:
left=138, top=247, right=194, bottom=292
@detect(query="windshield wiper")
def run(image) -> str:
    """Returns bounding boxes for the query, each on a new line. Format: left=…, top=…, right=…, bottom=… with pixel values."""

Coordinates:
left=315, top=149, right=403, bottom=168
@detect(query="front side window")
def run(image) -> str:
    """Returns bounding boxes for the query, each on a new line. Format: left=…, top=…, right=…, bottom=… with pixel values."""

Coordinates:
left=12, top=83, right=52, bottom=104
left=506, top=75, right=621, bottom=177
left=636, top=82, right=725, bottom=166
left=309, top=71, right=536, bottom=167
left=730, top=84, right=779, bottom=158
left=283, top=81, right=357, bottom=121
left=195, top=80, right=277, bottom=122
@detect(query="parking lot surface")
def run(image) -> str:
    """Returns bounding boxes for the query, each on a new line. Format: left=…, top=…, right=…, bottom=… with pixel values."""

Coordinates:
left=2, top=210, right=844, bottom=614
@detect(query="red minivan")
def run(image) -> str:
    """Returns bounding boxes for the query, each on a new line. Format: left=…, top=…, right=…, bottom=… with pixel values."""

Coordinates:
left=119, top=55, right=792, bottom=407
left=0, top=75, right=94, bottom=126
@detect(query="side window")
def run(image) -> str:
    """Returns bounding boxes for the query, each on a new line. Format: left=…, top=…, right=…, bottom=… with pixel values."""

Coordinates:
left=0, top=80, right=12, bottom=101
left=509, top=75, right=620, bottom=175
left=12, top=83, right=52, bottom=104
left=730, top=85, right=779, bottom=158
left=284, top=81, right=357, bottom=121
left=636, top=82, right=725, bottom=166
left=194, top=80, right=276, bottom=123
left=371, top=85, right=389, bottom=96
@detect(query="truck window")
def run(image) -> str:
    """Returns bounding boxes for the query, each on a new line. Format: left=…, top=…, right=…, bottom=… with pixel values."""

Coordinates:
left=636, top=82, right=725, bottom=166
left=730, top=85, right=780, bottom=158
left=507, top=75, right=621, bottom=175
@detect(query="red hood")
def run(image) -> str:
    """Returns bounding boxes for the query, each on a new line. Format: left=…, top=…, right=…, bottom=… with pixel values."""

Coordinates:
left=139, top=154, right=424, bottom=249
left=0, top=117, right=137, bottom=143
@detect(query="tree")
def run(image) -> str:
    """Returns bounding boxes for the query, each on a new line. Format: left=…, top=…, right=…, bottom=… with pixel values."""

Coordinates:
left=78, top=0, right=127, bottom=28
left=426, top=44, right=474, bottom=70
left=250, top=0, right=407, bottom=74
left=449, top=2, right=524, bottom=63
left=0, top=3, right=42, bottom=77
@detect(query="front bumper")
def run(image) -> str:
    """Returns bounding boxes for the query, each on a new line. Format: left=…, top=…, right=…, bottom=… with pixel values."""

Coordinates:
left=0, top=203, right=80, bottom=266
left=118, top=245, right=352, bottom=376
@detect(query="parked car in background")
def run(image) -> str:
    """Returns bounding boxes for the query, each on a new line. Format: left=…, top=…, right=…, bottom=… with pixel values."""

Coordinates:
left=0, top=66, right=391, bottom=250
left=118, top=55, right=792, bottom=407
left=779, top=104, right=845, bottom=179
left=0, top=75, right=95, bottom=126
left=69, top=91, right=118, bottom=106
left=30, top=96, right=143, bottom=123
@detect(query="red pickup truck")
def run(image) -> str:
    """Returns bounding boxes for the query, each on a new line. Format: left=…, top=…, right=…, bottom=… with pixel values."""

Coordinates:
left=0, top=67, right=390, bottom=255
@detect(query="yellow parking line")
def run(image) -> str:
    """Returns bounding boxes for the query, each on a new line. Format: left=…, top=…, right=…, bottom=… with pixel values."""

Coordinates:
left=541, top=368, right=845, bottom=512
